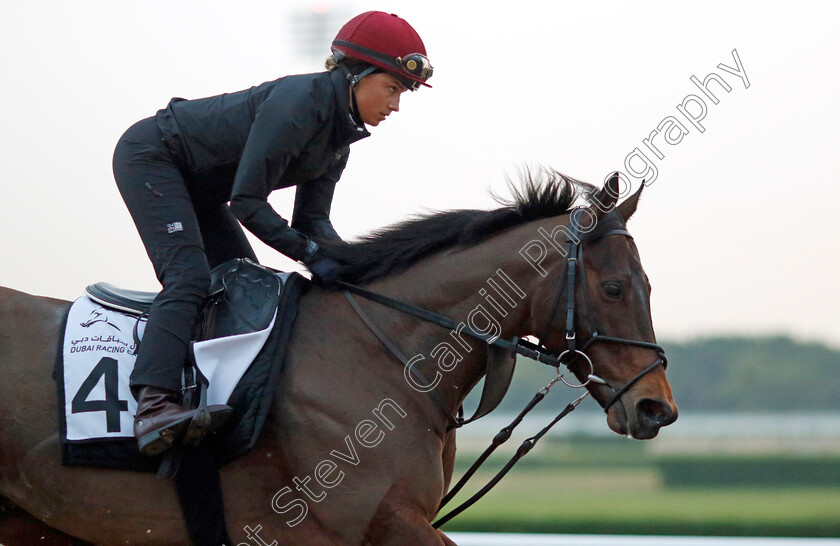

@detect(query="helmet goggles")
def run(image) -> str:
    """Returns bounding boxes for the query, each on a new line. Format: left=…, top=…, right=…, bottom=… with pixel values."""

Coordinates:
left=396, top=53, right=433, bottom=82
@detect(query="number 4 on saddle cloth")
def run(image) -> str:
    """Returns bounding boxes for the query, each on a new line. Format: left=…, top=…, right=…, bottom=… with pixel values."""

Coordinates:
left=55, top=258, right=308, bottom=471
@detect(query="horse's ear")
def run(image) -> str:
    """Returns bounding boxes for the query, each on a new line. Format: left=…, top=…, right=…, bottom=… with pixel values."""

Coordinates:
left=616, top=182, right=644, bottom=222
left=587, top=172, right=621, bottom=219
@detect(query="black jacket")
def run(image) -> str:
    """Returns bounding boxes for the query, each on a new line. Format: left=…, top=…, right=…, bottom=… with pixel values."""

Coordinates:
left=154, top=69, right=369, bottom=260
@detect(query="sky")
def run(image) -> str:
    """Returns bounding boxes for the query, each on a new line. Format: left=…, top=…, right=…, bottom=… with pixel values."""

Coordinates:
left=1, top=0, right=838, bottom=349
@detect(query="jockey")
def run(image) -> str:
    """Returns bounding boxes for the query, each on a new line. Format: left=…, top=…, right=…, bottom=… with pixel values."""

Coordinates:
left=113, top=11, right=432, bottom=456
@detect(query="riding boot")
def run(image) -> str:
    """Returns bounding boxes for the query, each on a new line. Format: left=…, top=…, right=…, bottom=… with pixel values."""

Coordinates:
left=133, top=386, right=232, bottom=457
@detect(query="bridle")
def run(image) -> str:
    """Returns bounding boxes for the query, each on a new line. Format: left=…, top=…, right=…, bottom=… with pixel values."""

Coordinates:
left=535, top=208, right=668, bottom=414
left=335, top=208, right=669, bottom=527
left=337, top=209, right=667, bottom=424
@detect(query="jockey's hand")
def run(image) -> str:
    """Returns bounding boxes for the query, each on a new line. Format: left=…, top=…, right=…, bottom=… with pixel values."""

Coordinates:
left=307, top=256, right=342, bottom=285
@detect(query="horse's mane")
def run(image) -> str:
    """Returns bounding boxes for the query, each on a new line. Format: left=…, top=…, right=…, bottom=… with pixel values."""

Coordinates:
left=322, top=169, right=594, bottom=284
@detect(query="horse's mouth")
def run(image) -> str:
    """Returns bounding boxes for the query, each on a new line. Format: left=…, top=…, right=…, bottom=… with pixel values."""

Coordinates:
left=605, top=396, right=678, bottom=440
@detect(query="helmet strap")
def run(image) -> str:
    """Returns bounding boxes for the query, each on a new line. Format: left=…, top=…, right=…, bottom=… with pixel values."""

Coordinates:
left=337, top=62, right=377, bottom=88
left=347, top=84, right=364, bottom=127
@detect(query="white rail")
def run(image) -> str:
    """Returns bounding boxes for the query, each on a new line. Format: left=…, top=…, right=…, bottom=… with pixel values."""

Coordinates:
left=446, top=534, right=840, bottom=545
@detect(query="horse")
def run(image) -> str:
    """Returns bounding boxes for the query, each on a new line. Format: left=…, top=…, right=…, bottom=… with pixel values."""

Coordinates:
left=0, top=172, right=677, bottom=545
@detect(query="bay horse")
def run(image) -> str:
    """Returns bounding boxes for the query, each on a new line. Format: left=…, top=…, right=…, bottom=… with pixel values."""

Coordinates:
left=0, top=172, right=677, bottom=545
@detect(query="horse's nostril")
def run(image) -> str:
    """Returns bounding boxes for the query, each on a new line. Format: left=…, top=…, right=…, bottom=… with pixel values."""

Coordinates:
left=637, top=398, right=677, bottom=428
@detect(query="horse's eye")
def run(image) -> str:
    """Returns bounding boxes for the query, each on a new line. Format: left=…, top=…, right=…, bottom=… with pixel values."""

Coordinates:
left=603, top=281, right=623, bottom=299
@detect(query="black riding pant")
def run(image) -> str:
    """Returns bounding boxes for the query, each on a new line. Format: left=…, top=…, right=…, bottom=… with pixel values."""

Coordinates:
left=113, top=117, right=257, bottom=393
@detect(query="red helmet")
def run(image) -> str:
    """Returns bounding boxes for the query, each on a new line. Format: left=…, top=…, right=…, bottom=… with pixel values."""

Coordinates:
left=332, top=11, right=433, bottom=90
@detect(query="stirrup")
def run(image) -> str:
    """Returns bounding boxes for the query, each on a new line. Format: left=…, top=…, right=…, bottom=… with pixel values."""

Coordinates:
left=184, top=378, right=232, bottom=445
left=137, top=416, right=193, bottom=457
left=157, top=366, right=231, bottom=479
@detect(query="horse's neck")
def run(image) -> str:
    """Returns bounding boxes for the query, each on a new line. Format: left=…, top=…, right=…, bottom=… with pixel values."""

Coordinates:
left=366, top=216, right=567, bottom=414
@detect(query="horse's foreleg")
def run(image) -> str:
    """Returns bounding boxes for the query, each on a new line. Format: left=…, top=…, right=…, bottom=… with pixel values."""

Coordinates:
left=361, top=484, right=456, bottom=546
left=433, top=529, right=457, bottom=546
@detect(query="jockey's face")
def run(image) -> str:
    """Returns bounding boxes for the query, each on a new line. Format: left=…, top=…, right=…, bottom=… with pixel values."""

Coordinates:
left=354, top=73, right=408, bottom=127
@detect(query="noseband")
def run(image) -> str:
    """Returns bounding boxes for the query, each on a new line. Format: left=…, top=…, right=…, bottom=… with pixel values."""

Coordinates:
left=535, top=208, right=668, bottom=413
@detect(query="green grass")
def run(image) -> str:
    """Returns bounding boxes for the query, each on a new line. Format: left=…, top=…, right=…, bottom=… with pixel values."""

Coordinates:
left=440, top=440, right=840, bottom=537
left=440, top=470, right=840, bottom=536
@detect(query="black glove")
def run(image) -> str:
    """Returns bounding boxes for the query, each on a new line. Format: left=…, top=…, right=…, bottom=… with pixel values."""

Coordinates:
left=307, top=256, right=343, bottom=285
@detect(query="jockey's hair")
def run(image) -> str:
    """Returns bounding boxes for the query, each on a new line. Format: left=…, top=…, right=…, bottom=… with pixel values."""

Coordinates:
left=325, top=54, right=373, bottom=75
left=324, top=54, right=339, bottom=71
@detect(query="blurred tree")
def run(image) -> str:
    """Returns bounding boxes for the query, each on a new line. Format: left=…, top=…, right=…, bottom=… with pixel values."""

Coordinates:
left=488, top=336, right=840, bottom=413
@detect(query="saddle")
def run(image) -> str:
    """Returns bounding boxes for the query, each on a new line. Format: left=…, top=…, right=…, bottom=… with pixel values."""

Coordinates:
left=86, top=257, right=281, bottom=338
left=88, top=258, right=283, bottom=469
left=58, top=259, right=308, bottom=546
left=58, top=258, right=308, bottom=468
left=86, top=258, right=284, bottom=464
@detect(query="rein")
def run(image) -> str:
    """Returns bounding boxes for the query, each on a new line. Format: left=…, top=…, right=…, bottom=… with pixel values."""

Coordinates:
left=335, top=209, right=668, bottom=528
left=338, top=282, right=570, bottom=428
left=337, top=282, right=561, bottom=368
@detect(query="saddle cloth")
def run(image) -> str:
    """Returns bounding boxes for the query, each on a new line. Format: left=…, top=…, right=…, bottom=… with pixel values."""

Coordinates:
left=54, top=260, right=308, bottom=471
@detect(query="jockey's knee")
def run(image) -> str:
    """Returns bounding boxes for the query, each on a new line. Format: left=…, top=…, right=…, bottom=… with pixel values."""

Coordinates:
left=158, top=250, right=211, bottom=307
